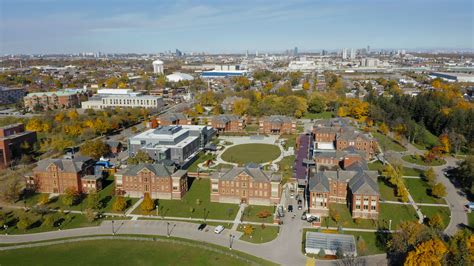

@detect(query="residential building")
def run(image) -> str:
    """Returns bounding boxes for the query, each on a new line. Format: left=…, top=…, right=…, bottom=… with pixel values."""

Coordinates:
left=31, top=155, right=101, bottom=194
left=210, top=164, right=282, bottom=206
left=128, top=125, right=216, bottom=166
left=115, top=163, right=188, bottom=199
left=259, top=115, right=296, bottom=134
left=24, top=91, right=82, bottom=111
left=0, top=86, right=26, bottom=105
left=155, top=113, right=192, bottom=127
left=0, top=123, right=37, bottom=168
left=208, top=114, right=245, bottom=133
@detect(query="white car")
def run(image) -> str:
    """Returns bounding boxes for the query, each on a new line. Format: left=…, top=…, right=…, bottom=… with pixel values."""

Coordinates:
left=214, top=225, right=225, bottom=234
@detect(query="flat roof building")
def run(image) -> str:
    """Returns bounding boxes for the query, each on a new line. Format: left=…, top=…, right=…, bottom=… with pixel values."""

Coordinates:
left=305, top=232, right=357, bottom=257
left=81, top=88, right=163, bottom=110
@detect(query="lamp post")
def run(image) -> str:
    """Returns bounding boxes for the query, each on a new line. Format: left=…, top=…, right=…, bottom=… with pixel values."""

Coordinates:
left=229, top=234, right=235, bottom=250
left=167, top=222, right=170, bottom=237
left=389, top=219, right=392, bottom=231
left=58, top=222, right=61, bottom=231
left=112, top=220, right=115, bottom=235
left=4, top=225, right=8, bottom=235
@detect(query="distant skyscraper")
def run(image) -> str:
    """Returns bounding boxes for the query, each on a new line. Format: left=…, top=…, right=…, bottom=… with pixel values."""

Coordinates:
left=175, top=49, right=182, bottom=57
left=342, top=48, right=348, bottom=60
left=245, top=50, right=249, bottom=57
left=350, top=48, right=356, bottom=59
left=294, top=46, right=298, bottom=56
left=256, top=50, right=259, bottom=57
left=321, top=50, right=328, bottom=56
left=367, top=45, right=371, bottom=54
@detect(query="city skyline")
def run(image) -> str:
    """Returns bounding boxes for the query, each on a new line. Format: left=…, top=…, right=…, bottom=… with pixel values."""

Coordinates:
left=0, top=0, right=473, bottom=54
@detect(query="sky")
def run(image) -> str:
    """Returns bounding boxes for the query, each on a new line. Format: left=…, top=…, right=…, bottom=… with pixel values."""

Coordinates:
left=0, top=0, right=473, bottom=54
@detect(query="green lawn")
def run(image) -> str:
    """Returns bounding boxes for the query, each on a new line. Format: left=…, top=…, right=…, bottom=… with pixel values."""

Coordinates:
left=413, top=129, right=441, bottom=150
left=244, top=124, right=259, bottom=132
left=303, top=111, right=334, bottom=119
left=377, top=177, right=402, bottom=202
left=0, top=239, right=274, bottom=266
left=372, top=132, right=406, bottom=152
left=404, top=178, right=446, bottom=204
left=402, top=155, right=446, bottom=166
left=279, top=134, right=297, bottom=150
left=419, top=206, right=450, bottom=229
left=221, top=144, right=281, bottom=165
left=185, top=152, right=216, bottom=172
left=242, top=205, right=275, bottom=223
left=134, top=178, right=239, bottom=220
left=368, top=161, right=384, bottom=173
left=345, top=231, right=387, bottom=255
left=468, top=212, right=474, bottom=229
left=237, top=224, right=279, bottom=243
left=278, top=155, right=295, bottom=184
left=321, top=203, right=418, bottom=230
left=402, top=167, right=425, bottom=177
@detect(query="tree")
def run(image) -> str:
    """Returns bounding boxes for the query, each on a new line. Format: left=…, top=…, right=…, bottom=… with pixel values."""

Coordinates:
left=127, top=150, right=153, bottom=165
left=232, top=98, right=250, bottom=116
left=80, top=139, right=110, bottom=160
left=84, top=208, right=96, bottom=222
left=302, top=81, right=310, bottom=90
left=62, top=187, right=79, bottom=206
left=212, top=104, right=223, bottom=115
left=112, top=196, right=127, bottom=212
left=318, top=248, right=326, bottom=258
left=86, top=192, right=101, bottom=210
left=439, top=134, right=450, bottom=153
left=448, top=131, right=466, bottom=155
left=424, top=168, right=436, bottom=186
left=357, top=237, right=368, bottom=256
left=141, top=193, right=154, bottom=214
left=17, top=215, right=32, bottom=231
left=67, top=109, right=79, bottom=120
left=41, top=215, right=55, bottom=228
left=428, top=214, right=444, bottom=231
left=329, top=205, right=340, bottom=223
left=337, top=106, right=348, bottom=117
left=0, top=177, right=23, bottom=203
left=0, top=211, right=6, bottom=228
left=431, top=183, right=447, bottom=198
left=379, top=123, right=389, bottom=135
left=404, top=239, right=447, bottom=266
left=195, top=104, right=204, bottom=114
left=308, top=94, right=327, bottom=113
left=243, top=224, right=254, bottom=236
left=388, top=221, right=432, bottom=257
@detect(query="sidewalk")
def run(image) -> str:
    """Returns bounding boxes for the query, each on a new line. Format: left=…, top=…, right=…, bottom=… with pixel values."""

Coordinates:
left=231, top=204, right=246, bottom=231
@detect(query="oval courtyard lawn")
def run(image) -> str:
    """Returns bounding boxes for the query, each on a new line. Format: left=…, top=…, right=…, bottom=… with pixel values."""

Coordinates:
left=0, top=239, right=274, bottom=266
left=221, top=144, right=281, bottom=165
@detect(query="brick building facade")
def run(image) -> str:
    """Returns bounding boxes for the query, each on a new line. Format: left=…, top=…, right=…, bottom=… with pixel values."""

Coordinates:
left=0, top=123, right=37, bottom=168
left=259, top=115, right=296, bottom=134
left=210, top=164, right=282, bottom=206
left=155, top=113, right=192, bottom=127
left=208, top=115, right=245, bottom=133
left=115, top=164, right=188, bottom=200
left=23, top=90, right=86, bottom=111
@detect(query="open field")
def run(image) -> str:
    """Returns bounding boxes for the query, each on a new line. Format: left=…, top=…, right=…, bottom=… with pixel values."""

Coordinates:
left=373, top=132, right=406, bottom=152
left=221, top=144, right=280, bottom=164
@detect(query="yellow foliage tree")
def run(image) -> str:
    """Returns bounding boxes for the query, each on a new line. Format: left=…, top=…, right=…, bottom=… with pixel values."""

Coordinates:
left=379, top=123, right=389, bottom=135
left=439, top=134, right=450, bottom=153
left=67, top=109, right=79, bottom=120
left=195, top=104, right=204, bottom=114
left=337, top=107, right=348, bottom=117
left=54, top=112, right=65, bottom=122
left=404, top=239, right=447, bottom=266
left=232, top=98, right=250, bottom=116
left=141, top=193, right=154, bottom=214
left=302, top=81, right=310, bottom=90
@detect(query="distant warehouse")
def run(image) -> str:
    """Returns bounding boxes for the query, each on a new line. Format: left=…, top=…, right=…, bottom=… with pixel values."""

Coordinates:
left=429, top=72, right=474, bottom=83
left=201, top=70, right=248, bottom=78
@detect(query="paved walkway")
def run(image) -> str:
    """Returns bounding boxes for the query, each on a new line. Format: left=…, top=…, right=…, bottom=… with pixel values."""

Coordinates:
left=382, top=200, right=449, bottom=207
left=231, top=204, right=246, bottom=231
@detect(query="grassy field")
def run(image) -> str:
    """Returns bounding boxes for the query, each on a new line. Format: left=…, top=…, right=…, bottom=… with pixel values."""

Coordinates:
left=221, top=144, right=281, bottom=165
left=134, top=178, right=239, bottom=220
left=279, top=134, right=297, bottom=151
left=372, top=132, right=406, bottom=152
left=278, top=155, right=295, bottom=184
left=242, top=205, right=275, bottom=223
left=377, top=177, right=402, bottom=202
left=402, top=155, right=446, bottom=166
left=402, top=167, right=425, bottom=177
left=237, top=224, right=279, bottom=243
left=404, top=178, right=446, bottom=204
left=0, top=239, right=275, bottom=266
left=321, top=203, right=418, bottom=229
left=412, top=129, right=441, bottom=150
left=303, top=111, right=334, bottom=120
left=368, top=161, right=384, bottom=173
left=344, top=231, right=387, bottom=255
left=468, top=212, right=474, bottom=229
left=419, top=206, right=450, bottom=229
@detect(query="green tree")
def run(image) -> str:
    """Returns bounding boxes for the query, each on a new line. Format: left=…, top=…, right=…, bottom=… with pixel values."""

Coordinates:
left=17, top=215, right=32, bottom=231
left=431, top=183, right=447, bottom=198
left=424, top=168, right=436, bottom=186
left=86, top=192, right=101, bottom=210
left=41, top=215, right=56, bottom=228
left=84, top=208, right=96, bottom=222
left=127, top=150, right=153, bottom=165
left=308, top=94, right=327, bottom=113
left=62, top=187, right=79, bottom=206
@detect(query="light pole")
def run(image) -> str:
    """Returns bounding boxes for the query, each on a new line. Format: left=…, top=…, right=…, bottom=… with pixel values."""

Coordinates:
left=112, top=220, right=115, bottom=235
left=156, top=205, right=159, bottom=217
left=229, top=234, right=235, bottom=250
left=389, top=219, right=392, bottom=231
left=58, top=222, right=61, bottom=231
left=167, top=222, right=170, bottom=237
left=4, top=225, right=8, bottom=235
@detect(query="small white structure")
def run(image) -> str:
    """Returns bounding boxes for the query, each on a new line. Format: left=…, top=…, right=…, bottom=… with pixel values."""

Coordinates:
left=166, top=72, right=194, bottom=82
left=305, top=232, right=357, bottom=257
left=152, top=59, right=164, bottom=74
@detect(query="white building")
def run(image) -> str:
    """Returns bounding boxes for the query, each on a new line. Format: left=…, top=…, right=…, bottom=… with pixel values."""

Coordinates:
left=166, top=72, right=194, bottom=82
left=288, top=60, right=317, bottom=72
left=152, top=59, right=164, bottom=74
left=350, top=48, right=356, bottom=59
left=81, top=88, right=163, bottom=110
left=342, top=48, right=348, bottom=60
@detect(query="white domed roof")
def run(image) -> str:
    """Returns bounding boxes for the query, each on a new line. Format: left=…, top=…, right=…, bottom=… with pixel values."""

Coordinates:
left=166, top=72, right=194, bottom=82
left=152, top=59, right=164, bottom=65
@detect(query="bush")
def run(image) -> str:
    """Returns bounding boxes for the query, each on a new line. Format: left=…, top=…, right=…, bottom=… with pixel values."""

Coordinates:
left=17, top=215, right=32, bottom=231
left=140, top=193, right=154, bottom=214
left=41, top=215, right=55, bottom=228
left=256, top=209, right=272, bottom=219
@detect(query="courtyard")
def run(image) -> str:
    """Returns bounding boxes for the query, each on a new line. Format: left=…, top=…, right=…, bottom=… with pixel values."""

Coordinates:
left=221, top=144, right=281, bottom=165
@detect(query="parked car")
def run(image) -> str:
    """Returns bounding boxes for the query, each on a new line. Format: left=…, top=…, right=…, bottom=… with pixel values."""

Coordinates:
left=288, top=205, right=293, bottom=212
left=307, top=216, right=318, bottom=223
left=197, top=223, right=207, bottom=231
left=298, top=204, right=303, bottom=210
left=277, top=205, right=285, bottom=217
left=214, top=225, right=225, bottom=234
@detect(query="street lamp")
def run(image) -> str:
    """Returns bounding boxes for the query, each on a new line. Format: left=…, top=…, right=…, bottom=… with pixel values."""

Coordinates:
left=389, top=219, right=392, bottom=231
left=112, top=220, right=115, bottom=235
left=58, top=222, right=61, bottom=231
left=167, top=222, right=170, bottom=237
left=4, top=225, right=8, bottom=235
left=156, top=205, right=159, bottom=217
left=229, top=234, right=235, bottom=250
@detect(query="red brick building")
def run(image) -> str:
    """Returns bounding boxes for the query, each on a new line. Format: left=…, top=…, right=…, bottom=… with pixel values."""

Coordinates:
left=208, top=115, right=245, bottom=133
left=31, top=155, right=101, bottom=194
left=155, top=113, right=192, bottom=127
left=259, top=115, right=296, bottom=134
left=23, top=90, right=85, bottom=111
left=210, top=164, right=282, bottom=206
left=0, top=123, right=36, bottom=168
left=115, top=163, right=188, bottom=199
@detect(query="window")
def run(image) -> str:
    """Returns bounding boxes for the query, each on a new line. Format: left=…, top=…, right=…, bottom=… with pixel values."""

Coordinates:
left=363, top=205, right=368, bottom=210
left=356, top=205, right=361, bottom=210
left=371, top=205, right=376, bottom=210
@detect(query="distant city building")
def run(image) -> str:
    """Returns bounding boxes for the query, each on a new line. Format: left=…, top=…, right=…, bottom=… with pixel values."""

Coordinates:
left=350, top=48, right=356, bottom=59
left=115, top=163, right=188, bottom=199
left=0, top=123, right=36, bottom=168
left=259, top=115, right=296, bottom=134
left=429, top=72, right=474, bottom=83
left=128, top=125, right=216, bottom=166
left=294, top=46, right=298, bottom=56
left=288, top=60, right=317, bottom=72
left=210, top=164, right=282, bottom=205
left=81, top=88, right=164, bottom=110
left=152, top=59, right=164, bottom=74
left=360, top=58, right=379, bottom=67
left=342, top=48, right=348, bottom=60
left=208, top=115, right=246, bottom=133
left=201, top=70, right=247, bottom=78
left=0, top=87, right=26, bottom=105
left=31, top=155, right=101, bottom=194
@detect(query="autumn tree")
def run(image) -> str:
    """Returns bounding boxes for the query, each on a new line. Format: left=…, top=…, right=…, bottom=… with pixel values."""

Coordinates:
left=242, top=224, right=254, bottom=236
left=17, top=215, right=32, bottom=231
left=428, top=213, right=444, bottom=231
left=256, top=209, right=272, bottom=219
left=195, top=104, right=204, bottom=114
left=38, top=194, right=50, bottom=205
left=80, top=139, right=110, bottom=160
left=388, top=221, right=433, bottom=263
left=439, top=134, right=450, bottom=153
left=357, top=236, right=368, bottom=256
left=112, top=195, right=127, bottom=212
left=0, top=177, right=23, bottom=203
left=379, top=123, right=389, bottom=135
left=329, top=205, right=340, bottom=223
left=232, top=98, right=250, bottom=116
left=62, top=187, right=79, bottom=206
left=424, top=168, right=436, bottom=186
left=431, top=183, right=447, bottom=198
left=84, top=208, right=96, bottom=222
left=308, top=94, right=327, bottom=113
left=404, top=239, right=447, bottom=266
left=127, top=150, right=153, bottom=165
left=141, top=193, right=154, bottom=214
left=86, top=192, right=102, bottom=210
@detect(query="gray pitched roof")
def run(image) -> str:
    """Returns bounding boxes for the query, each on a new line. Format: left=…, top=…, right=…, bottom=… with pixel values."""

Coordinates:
left=212, top=164, right=281, bottom=182
left=120, top=163, right=175, bottom=177
left=34, top=155, right=93, bottom=173
left=213, top=114, right=239, bottom=123
left=160, top=113, right=187, bottom=122
left=266, top=115, right=292, bottom=124
left=308, top=172, right=330, bottom=192
left=348, top=171, right=379, bottom=195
